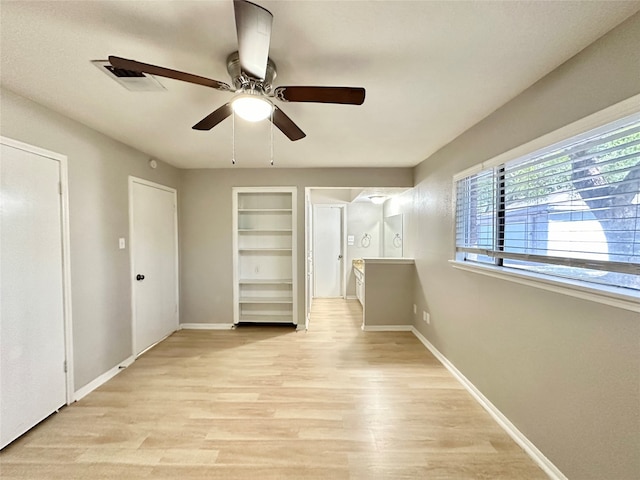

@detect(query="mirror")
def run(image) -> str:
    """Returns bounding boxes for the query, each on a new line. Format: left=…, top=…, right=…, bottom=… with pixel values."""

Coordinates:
left=383, top=214, right=403, bottom=257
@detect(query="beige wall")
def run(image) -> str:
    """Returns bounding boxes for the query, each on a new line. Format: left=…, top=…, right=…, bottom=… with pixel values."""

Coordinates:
left=1, top=88, right=181, bottom=390
left=409, top=12, right=640, bottom=480
left=179, top=168, right=412, bottom=326
left=363, top=262, right=414, bottom=327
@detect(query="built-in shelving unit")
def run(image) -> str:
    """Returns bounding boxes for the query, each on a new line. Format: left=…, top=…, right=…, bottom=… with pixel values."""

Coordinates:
left=233, top=187, right=297, bottom=325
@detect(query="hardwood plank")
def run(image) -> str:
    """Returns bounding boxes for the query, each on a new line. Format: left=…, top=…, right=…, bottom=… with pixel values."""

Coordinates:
left=0, top=298, right=548, bottom=479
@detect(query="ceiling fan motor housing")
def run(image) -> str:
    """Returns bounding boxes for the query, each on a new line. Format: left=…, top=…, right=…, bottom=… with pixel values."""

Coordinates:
left=227, top=51, right=276, bottom=92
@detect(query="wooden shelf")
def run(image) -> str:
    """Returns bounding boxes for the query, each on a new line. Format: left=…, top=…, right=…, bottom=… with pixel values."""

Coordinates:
left=238, top=209, right=292, bottom=213
left=238, top=315, right=294, bottom=323
left=239, top=279, right=293, bottom=284
left=238, top=229, right=292, bottom=233
left=233, top=187, right=297, bottom=326
left=238, top=248, right=292, bottom=252
left=239, top=297, right=293, bottom=304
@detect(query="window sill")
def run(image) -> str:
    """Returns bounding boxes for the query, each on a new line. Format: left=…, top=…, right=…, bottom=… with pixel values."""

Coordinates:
left=449, top=260, right=640, bottom=313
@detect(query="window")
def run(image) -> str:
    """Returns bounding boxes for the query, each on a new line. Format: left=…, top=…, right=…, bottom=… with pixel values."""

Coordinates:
left=455, top=113, right=640, bottom=292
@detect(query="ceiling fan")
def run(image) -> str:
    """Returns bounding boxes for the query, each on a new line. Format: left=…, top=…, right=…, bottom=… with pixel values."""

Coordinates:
left=108, top=0, right=366, bottom=141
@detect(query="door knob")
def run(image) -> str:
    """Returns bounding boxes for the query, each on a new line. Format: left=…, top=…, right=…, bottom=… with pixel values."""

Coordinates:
left=136, top=274, right=145, bottom=281
left=338, top=254, right=343, bottom=260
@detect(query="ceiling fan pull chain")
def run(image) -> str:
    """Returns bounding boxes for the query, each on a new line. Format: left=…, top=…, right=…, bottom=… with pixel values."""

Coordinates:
left=232, top=110, right=236, bottom=165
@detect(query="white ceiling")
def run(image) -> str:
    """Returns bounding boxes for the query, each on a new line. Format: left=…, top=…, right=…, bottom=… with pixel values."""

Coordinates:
left=1, top=1, right=638, bottom=169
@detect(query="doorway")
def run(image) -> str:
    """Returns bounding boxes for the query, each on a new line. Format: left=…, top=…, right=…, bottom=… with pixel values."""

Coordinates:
left=129, top=177, right=179, bottom=356
left=312, top=204, right=345, bottom=298
left=1, top=137, right=73, bottom=449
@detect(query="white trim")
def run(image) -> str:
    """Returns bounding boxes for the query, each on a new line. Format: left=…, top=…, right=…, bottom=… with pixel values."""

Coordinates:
left=59, top=150, right=75, bottom=404
left=410, top=327, right=568, bottom=480
left=232, top=187, right=298, bottom=326
left=345, top=295, right=358, bottom=300
left=453, top=93, right=640, bottom=181
left=450, top=260, right=639, bottom=312
left=362, top=325, right=413, bottom=332
left=232, top=188, right=239, bottom=325
left=1, top=136, right=75, bottom=405
left=128, top=176, right=180, bottom=357
left=0, top=136, right=67, bottom=162
left=304, top=188, right=311, bottom=330
left=291, top=188, right=299, bottom=326
left=73, top=355, right=135, bottom=402
left=232, top=188, right=240, bottom=325
left=342, top=203, right=347, bottom=299
left=180, top=323, right=234, bottom=330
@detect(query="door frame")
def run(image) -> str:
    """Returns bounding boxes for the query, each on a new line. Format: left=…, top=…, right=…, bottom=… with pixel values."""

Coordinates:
left=1, top=136, right=75, bottom=404
left=128, top=176, right=179, bottom=357
left=304, top=190, right=313, bottom=327
left=311, top=203, right=346, bottom=299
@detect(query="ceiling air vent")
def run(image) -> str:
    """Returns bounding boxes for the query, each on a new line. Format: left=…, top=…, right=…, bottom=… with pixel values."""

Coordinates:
left=91, top=60, right=166, bottom=92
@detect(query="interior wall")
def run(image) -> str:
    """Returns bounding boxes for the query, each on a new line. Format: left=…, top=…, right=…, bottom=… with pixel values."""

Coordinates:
left=179, top=168, right=412, bottom=326
left=409, top=12, right=640, bottom=480
left=383, top=191, right=415, bottom=258
left=0, top=88, right=181, bottom=390
left=345, top=202, right=382, bottom=296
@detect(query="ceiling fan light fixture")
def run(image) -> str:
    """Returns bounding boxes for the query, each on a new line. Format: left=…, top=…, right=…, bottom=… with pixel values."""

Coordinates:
left=231, top=94, right=273, bottom=122
left=369, top=195, right=387, bottom=205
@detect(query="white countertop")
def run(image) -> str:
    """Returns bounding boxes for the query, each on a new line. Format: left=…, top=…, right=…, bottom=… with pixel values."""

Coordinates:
left=362, top=258, right=415, bottom=265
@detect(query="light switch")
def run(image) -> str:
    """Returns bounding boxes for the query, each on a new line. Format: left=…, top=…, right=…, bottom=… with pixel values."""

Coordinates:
left=347, top=235, right=355, bottom=246
left=119, top=237, right=126, bottom=249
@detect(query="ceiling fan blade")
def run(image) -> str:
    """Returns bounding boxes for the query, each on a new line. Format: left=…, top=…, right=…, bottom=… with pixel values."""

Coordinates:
left=192, top=103, right=233, bottom=130
left=233, top=0, right=273, bottom=80
left=274, top=86, right=366, bottom=105
left=271, top=106, right=306, bottom=141
left=108, top=56, right=231, bottom=91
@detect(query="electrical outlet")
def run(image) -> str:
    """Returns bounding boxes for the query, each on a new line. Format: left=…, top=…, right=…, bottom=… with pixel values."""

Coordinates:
left=118, top=237, right=126, bottom=249
left=413, top=304, right=417, bottom=314
left=423, top=311, right=430, bottom=324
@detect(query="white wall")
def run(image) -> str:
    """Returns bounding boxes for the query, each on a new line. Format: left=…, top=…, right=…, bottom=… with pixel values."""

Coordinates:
left=383, top=191, right=415, bottom=258
left=345, top=202, right=382, bottom=296
left=408, top=12, right=640, bottom=480
left=0, top=88, right=181, bottom=390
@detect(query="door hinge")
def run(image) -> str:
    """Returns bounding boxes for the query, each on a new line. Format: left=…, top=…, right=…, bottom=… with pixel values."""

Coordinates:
left=63, top=360, right=67, bottom=373
left=59, top=182, right=62, bottom=195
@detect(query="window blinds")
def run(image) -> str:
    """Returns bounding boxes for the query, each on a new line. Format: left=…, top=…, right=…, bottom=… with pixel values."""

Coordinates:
left=455, top=115, right=640, bottom=283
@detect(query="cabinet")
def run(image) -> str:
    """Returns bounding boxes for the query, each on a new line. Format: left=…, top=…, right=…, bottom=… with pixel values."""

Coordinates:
left=354, top=267, right=364, bottom=306
left=233, top=187, right=297, bottom=325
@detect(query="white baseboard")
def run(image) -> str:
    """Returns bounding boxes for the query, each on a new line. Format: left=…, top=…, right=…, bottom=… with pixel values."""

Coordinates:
left=180, top=323, right=234, bottom=330
left=363, top=324, right=413, bottom=332
left=73, top=354, right=135, bottom=402
left=410, top=327, right=567, bottom=480
left=345, top=295, right=357, bottom=300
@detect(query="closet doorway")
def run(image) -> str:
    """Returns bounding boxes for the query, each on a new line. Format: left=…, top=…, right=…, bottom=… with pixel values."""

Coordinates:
left=129, top=177, right=179, bottom=356
left=1, top=137, right=73, bottom=449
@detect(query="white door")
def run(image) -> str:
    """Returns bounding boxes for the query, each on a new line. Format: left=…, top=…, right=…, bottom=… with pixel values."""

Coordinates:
left=313, top=205, right=343, bottom=297
left=130, top=178, right=178, bottom=356
left=1, top=142, right=67, bottom=449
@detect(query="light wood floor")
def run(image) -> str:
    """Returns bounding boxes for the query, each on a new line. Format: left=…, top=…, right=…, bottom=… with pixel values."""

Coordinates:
left=0, top=299, right=547, bottom=479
